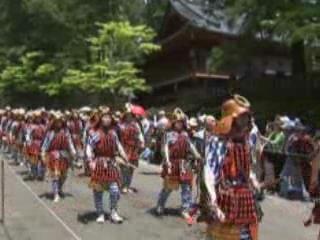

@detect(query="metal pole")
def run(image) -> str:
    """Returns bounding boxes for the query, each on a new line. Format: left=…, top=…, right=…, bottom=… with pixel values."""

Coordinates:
left=1, top=160, right=4, bottom=224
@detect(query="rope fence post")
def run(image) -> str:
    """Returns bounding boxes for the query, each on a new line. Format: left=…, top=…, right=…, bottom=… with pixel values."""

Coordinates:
left=1, top=159, right=4, bottom=224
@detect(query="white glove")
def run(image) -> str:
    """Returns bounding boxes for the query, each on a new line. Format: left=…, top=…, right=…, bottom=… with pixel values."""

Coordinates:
left=215, top=206, right=226, bottom=222
left=211, top=202, right=226, bottom=222
left=166, top=162, right=172, bottom=174
left=89, top=161, right=96, bottom=171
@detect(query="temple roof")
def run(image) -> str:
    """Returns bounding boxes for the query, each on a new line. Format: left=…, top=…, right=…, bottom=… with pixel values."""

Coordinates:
left=165, top=0, right=243, bottom=37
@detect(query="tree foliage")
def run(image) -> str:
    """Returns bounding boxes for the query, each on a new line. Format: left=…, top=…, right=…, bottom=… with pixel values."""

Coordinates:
left=55, top=21, right=160, bottom=100
left=0, top=0, right=161, bottom=106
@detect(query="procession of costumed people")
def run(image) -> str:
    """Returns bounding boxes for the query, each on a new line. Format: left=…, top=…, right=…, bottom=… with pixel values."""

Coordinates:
left=0, top=95, right=319, bottom=240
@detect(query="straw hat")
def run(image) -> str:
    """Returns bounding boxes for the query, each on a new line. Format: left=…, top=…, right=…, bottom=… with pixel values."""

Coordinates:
left=214, top=94, right=251, bottom=135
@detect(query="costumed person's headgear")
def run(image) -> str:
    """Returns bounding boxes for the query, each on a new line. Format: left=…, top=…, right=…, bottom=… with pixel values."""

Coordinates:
left=52, top=111, right=64, bottom=121
left=79, top=106, right=92, bottom=114
left=170, top=108, right=187, bottom=128
left=113, top=111, right=122, bottom=122
left=15, top=108, right=26, bottom=120
left=98, top=108, right=115, bottom=127
left=33, top=110, right=42, bottom=118
left=64, top=110, right=72, bottom=119
left=70, top=109, right=80, bottom=119
left=158, top=110, right=166, bottom=117
left=188, top=117, right=198, bottom=128
left=99, top=105, right=110, bottom=114
left=123, top=103, right=135, bottom=119
left=47, top=110, right=64, bottom=129
left=214, top=94, right=251, bottom=135
left=25, top=111, right=33, bottom=121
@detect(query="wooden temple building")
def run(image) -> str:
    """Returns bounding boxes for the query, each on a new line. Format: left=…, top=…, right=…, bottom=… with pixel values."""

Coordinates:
left=143, top=0, right=293, bottom=108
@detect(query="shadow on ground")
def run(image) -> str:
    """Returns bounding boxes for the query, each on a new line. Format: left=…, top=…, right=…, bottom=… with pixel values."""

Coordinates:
left=39, top=192, right=74, bottom=200
left=77, top=211, right=128, bottom=225
left=77, top=211, right=102, bottom=224
left=147, top=207, right=181, bottom=218
left=16, top=170, right=29, bottom=176
left=139, top=171, right=160, bottom=176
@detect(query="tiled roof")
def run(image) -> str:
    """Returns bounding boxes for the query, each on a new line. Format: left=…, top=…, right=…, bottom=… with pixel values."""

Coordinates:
left=170, top=0, right=244, bottom=36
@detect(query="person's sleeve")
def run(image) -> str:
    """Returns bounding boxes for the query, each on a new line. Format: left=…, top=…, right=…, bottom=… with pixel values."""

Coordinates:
left=204, top=137, right=227, bottom=204
left=136, top=123, right=145, bottom=146
left=86, top=131, right=100, bottom=161
left=66, top=130, right=76, bottom=156
left=163, top=132, right=170, bottom=164
left=25, top=127, right=32, bottom=144
left=187, top=135, right=201, bottom=159
left=41, top=131, right=52, bottom=159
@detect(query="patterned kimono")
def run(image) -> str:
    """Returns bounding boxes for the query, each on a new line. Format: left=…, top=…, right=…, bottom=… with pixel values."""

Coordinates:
left=5, top=118, right=13, bottom=145
left=120, top=121, right=144, bottom=165
left=0, top=116, right=13, bottom=154
left=280, top=133, right=315, bottom=199
left=8, top=120, right=19, bottom=146
left=161, top=131, right=195, bottom=186
left=41, top=128, right=76, bottom=179
left=157, top=130, right=200, bottom=214
left=9, top=120, right=24, bottom=163
left=87, top=128, right=124, bottom=190
left=0, top=116, right=7, bottom=145
left=119, top=121, right=144, bottom=189
left=24, top=123, right=46, bottom=178
left=86, top=127, right=127, bottom=215
left=27, top=123, right=46, bottom=164
left=204, top=134, right=259, bottom=240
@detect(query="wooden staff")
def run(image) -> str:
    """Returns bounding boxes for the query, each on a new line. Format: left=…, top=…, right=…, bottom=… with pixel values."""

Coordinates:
left=115, top=156, right=137, bottom=169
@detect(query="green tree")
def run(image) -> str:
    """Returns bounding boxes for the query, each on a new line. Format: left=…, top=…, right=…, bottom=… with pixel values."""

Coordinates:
left=44, top=21, right=160, bottom=103
left=0, top=51, right=58, bottom=105
left=0, top=0, right=161, bottom=106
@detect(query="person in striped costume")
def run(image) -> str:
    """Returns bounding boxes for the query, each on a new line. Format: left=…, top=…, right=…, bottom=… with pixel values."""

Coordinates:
left=86, top=110, right=129, bottom=224
left=66, top=110, right=84, bottom=169
left=303, top=133, right=320, bottom=239
left=203, top=95, right=261, bottom=240
left=0, top=108, right=12, bottom=154
left=119, top=105, right=144, bottom=194
left=156, top=108, right=201, bottom=225
left=82, top=109, right=100, bottom=177
left=25, top=110, right=47, bottom=180
left=41, top=111, right=76, bottom=203
left=9, top=109, right=26, bottom=165
left=0, top=109, right=6, bottom=151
